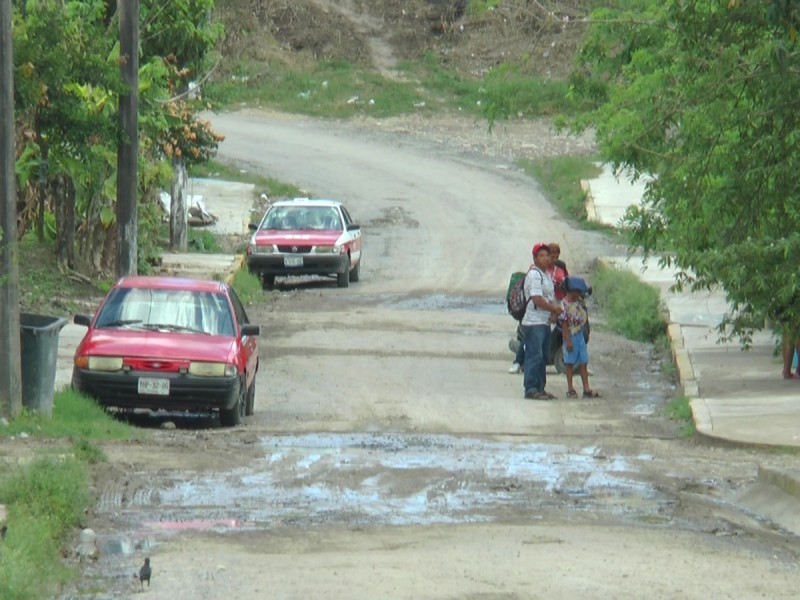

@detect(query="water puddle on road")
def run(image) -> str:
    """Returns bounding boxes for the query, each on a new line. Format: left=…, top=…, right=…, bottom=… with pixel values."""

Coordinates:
left=102, top=433, right=672, bottom=540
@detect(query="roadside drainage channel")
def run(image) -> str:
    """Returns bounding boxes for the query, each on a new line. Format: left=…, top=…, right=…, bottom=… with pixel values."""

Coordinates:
left=94, top=433, right=674, bottom=552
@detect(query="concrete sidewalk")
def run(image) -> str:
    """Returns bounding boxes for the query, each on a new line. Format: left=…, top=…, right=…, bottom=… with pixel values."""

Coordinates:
left=55, top=178, right=253, bottom=391
left=583, top=164, right=800, bottom=448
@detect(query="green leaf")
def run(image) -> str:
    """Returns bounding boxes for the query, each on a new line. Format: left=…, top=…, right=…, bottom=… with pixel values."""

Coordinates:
left=99, top=206, right=115, bottom=228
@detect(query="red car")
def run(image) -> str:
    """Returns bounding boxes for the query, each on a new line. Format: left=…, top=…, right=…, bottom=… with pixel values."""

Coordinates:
left=72, top=276, right=260, bottom=426
left=246, top=198, right=363, bottom=289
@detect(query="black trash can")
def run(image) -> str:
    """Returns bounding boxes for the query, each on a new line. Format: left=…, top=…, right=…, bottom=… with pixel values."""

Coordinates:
left=19, top=313, right=69, bottom=417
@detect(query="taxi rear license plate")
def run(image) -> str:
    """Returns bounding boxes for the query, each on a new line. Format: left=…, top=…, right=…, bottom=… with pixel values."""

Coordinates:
left=284, top=256, right=303, bottom=267
left=138, top=377, right=170, bottom=396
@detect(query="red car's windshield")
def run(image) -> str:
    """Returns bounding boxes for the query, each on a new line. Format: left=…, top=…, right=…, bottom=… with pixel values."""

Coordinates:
left=94, top=288, right=236, bottom=336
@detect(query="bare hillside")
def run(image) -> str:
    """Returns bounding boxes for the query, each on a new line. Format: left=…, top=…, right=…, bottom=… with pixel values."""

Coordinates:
left=214, top=0, right=590, bottom=80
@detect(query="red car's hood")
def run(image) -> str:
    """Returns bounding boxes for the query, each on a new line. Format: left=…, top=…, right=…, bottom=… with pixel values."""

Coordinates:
left=78, top=329, right=235, bottom=362
left=253, top=229, right=343, bottom=246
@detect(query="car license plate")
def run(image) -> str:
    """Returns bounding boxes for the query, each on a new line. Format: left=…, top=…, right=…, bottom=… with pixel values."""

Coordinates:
left=284, top=256, right=303, bottom=267
left=138, top=377, right=170, bottom=396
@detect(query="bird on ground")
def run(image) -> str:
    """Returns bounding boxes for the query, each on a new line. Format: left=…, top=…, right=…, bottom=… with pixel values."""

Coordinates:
left=139, top=557, right=152, bottom=590
left=0, top=525, right=7, bottom=541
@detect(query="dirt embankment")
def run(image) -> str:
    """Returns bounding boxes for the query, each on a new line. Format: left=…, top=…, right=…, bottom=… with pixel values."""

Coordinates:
left=215, top=0, right=590, bottom=80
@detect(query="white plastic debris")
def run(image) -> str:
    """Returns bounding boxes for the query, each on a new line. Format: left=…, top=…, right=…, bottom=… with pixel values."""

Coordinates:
left=76, top=528, right=99, bottom=560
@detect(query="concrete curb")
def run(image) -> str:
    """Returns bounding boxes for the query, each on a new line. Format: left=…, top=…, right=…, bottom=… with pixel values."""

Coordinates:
left=224, top=255, right=245, bottom=286
left=666, top=322, right=698, bottom=398
left=689, top=398, right=714, bottom=438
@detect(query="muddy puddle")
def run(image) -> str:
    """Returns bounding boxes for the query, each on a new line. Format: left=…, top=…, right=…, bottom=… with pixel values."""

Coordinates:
left=95, top=433, right=674, bottom=556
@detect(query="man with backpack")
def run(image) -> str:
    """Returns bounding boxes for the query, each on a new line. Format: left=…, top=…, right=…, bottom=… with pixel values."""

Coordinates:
left=521, top=243, right=563, bottom=400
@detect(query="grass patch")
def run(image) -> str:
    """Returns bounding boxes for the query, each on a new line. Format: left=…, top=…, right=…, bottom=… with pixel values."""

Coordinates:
left=480, top=64, right=588, bottom=121
left=231, top=267, right=264, bottom=305
left=664, top=395, right=696, bottom=437
left=206, top=54, right=583, bottom=120
left=0, top=456, right=91, bottom=600
left=0, top=390, right=138, bottom=597
left=0, top=388, right=141, bottom=442
left=467, top=0, right=502, bottom=15
left=520, top=155, right=605, bottom=224
left=207, top=58, right=431, bottom=118
left=187, top=228, right=222, bottom=253
left=592, top=263, right=666, bottom=343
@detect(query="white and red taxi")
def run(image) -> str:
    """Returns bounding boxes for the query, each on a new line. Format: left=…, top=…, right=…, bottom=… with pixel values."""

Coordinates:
left=246, top=198, right=363, bottom=289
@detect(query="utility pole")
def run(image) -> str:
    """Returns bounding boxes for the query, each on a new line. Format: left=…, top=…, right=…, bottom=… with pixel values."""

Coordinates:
left=0, top=0, right=22, bottom=418
left=116, top=0, right=139, bottom=277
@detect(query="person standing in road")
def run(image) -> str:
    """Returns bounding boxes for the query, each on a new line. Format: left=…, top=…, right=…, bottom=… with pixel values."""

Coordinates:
left=547, top=243, right=568, bottom=301
left=549, top=242, right=569, bottom=275
left=559, top=277, right=601, bottom=398
left=521, top=243, right=563, bottom=400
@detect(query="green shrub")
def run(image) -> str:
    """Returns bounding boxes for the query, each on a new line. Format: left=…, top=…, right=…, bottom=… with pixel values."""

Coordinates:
left=592, top=263, right=666, bottom=343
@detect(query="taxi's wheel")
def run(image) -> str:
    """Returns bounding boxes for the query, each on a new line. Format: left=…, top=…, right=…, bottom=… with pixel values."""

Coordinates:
left=245, top=381, right=255, bottom=416
left=349, top=257, right=360, bottom=282
left=337, top=258, right=350, bottom=288
left=261, top=275, right=275, bottom=290
left=220, top=382, right=246, bottom=427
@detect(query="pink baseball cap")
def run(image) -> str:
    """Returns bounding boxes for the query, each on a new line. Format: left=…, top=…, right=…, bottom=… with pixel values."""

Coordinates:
left=532, top=243, right=549, bottom=257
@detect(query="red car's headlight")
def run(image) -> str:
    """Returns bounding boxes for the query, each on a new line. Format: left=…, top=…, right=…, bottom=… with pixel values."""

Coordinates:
left=188, top=362, right=237, bottom=377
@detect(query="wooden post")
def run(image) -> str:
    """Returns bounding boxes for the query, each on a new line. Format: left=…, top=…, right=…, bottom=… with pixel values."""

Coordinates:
left=170, top=156, right=188, bottom=251
left=0, top=0, right=22, bottom=418
left=116, top=0, right=139, bottom=277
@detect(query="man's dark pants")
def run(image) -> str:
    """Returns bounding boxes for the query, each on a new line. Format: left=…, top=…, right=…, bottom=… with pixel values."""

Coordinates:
left=522, top=323, right=550, bottom=396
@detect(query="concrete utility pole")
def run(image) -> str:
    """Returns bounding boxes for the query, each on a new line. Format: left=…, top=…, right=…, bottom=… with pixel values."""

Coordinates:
left=0, top=0, right=22, bottom=418
left=116, top=0, right=139, bottom=277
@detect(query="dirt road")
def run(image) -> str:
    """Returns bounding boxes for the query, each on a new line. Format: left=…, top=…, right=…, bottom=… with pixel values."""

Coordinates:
left=64, top=112, right=800, bottom=598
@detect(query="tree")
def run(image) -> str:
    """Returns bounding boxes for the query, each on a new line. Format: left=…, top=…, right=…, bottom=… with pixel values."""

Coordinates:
left=139, top=0, right=222, bottom=252
left=572, top=0, right=800, bottom=344
left=11, top=0, right=223, bottom=276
